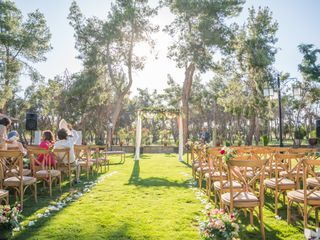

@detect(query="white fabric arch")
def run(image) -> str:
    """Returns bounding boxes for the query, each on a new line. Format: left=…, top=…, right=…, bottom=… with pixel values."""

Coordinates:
left=134, top=111, right=184, bottom=161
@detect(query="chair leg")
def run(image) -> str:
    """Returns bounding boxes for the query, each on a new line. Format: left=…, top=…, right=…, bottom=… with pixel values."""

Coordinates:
left=20, top=188, right=24, bottom=209
left=59, top=175, right=62, bottom=192
left=199, top=172, right=202, bottom=189
left=49, top=180, right=52, bottom=197
left=287, top=199, right=291, bottom=224
left=34, top=183, right=38, bottom=203
left=250, top=209, right=254, bottom=226
left=275, top=190, right=278, bottom=216
left=69, top=175, right=72, bottom=188
left=260, top=205, right=265, bottom=240
left=87, top=167, right=89, bottom=180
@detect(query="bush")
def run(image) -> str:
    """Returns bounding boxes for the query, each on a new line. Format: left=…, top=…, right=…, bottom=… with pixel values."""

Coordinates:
left=309, top=130, right=317, bottom=138
left=294, top=127, right=306, bottom=140
left=260, top=135, right=269, bottom=146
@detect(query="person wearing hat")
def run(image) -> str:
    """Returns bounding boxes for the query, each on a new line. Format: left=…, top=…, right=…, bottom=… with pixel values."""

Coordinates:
left=7, top=130, right=27, bottom=155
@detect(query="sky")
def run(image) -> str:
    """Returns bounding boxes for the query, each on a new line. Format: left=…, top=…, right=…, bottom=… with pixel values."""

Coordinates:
left=14, top=0, right=320, bottom=96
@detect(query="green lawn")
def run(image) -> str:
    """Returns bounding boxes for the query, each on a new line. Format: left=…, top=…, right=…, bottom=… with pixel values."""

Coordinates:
left=6, top=154, right=307, bottom=240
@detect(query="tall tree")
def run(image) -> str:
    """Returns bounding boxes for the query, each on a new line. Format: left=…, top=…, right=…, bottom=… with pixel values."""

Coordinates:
left=298, top=44, right=320, bottom=82
left=163, top=0, right=244, bottom=143
left=218, top=7, right=278, bottom=145
left=0, top=0, right=51, bottom=113
left=68, top=0, right=158, bottom=145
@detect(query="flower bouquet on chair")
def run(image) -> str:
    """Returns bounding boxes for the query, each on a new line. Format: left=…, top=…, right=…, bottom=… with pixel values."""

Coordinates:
left=219, top=147, right=235, bottom=163
left=0, top=203, right=23, bottom=239
left=200, top=208, right=240, bottom=240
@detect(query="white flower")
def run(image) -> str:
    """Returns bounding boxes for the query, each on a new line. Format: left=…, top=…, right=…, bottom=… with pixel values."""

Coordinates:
left=13, top=227, right=21, bottom=232
left=275, top=215, right=282, bottom=220
left=36, top=213, right=44, bottom=218
left=28, top=221, right=35, bottom=226
left=48, top=206, right=60, bottom=211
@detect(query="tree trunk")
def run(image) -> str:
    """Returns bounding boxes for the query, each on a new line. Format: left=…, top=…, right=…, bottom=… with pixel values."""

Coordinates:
left=108, top=92, right=126, bottom=146
left=246, top=115, right=256, bottom=145
left=181, top=63, right=195, bottom=144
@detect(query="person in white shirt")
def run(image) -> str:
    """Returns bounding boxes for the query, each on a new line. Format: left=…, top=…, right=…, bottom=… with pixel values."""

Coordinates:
left=54, top=128, right=81, bottom=183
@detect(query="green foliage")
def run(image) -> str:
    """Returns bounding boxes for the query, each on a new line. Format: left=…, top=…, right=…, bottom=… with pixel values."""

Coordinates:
left=298, top=44, right=320, bottom=82
left=260, top=135, right=269, bottom=146
left=309, top=130, right=317, bottom=139
left=294, top=127, right=306, bottom=140
left=0, top=0, right=52, bottom=111
left=164, top=0, right=244, bottom=71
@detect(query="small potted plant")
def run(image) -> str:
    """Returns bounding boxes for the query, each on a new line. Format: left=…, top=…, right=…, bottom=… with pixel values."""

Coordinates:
left=0, top=203, right=23, bottom=239
left=308, top=130, right=318, bottom=146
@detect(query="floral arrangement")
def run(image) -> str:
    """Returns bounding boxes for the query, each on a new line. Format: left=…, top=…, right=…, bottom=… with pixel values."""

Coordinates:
left=0, top=203, right=22, bottom=230
left=200, top=208, right=240, bottom=240
left=219, top=147, right=235, bottom=163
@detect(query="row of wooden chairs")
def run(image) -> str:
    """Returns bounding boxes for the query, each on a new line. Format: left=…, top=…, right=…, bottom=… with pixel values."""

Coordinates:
left=191, top=145, right=320, bottom=239
left=0, top=145, right=110, bottom=208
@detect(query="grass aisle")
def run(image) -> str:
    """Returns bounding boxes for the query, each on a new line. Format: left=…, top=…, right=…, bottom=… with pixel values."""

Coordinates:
left=14, top=154, right=202, bottom=240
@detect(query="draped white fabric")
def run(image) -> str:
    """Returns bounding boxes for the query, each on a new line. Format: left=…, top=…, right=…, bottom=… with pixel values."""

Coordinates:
left=134, top=112, right=142, bottom=160
left=134, top=111, right=183, bottom=161
left=178, top=113, right=184, bottom=162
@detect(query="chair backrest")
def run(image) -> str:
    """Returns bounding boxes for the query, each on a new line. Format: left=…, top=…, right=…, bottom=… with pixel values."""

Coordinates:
left=192, top=144, right=207, bottom=166
left=74, top=145, right=89, bottom=161
left=274, top=153, right=305, bottom=180
left=227, top=158, right=268, bottom=209
left=207, top=148, right=221, bottom=170
left=52, top=148, right=70, bottom=166
left=302, top=158, right=320, bottom=204
left=191, top=144, right=206, bottom=162
left=0, top=150, right=24, bottom=181
left=27, top=148, right=52, bottom=174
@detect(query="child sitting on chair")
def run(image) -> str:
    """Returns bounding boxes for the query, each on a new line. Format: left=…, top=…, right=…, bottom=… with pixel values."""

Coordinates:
left=54, top=128, right=81, bottom=183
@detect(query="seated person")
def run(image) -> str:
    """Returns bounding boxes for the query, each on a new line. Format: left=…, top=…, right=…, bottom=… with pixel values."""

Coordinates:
left=7, top=130, right=27, bottom=155
left=38, top=130, right=56, bottom=167
left=0, top=117, right=11, bottom=150
left=54, top=128, right=80, bottom=183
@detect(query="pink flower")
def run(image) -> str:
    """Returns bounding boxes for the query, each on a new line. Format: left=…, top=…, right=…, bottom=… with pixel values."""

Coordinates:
left=219, top=209, right=225, bottom=214
left=220, top=149, right=225, bottom=154
left=212, top=209, right=219, bottom=215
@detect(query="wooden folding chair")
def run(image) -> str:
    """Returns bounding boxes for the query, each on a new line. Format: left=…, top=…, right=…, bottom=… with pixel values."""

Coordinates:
left=221, top=158, right=268, bottom=240
left=278, top=153, right=305, bottom=188
left=191, top=143, right=205, bottom=179
left=75, top=145, right=94, bottom=179
left=53, top=148, right=75, bottom=188
left=212, top=155, right=242, bottom=208
left=28, top=148, right=61, bottom=197
left=194, top=145, right=209, bottom=189
left=0, top=150, right=37, bottom=208
left=205, top=148, right=227, bottom=200
left=264, top=153, right=301, bottom=216
left=89, top=145, right=109, bottom=173
left=287, top=157, right=320, bottom=228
